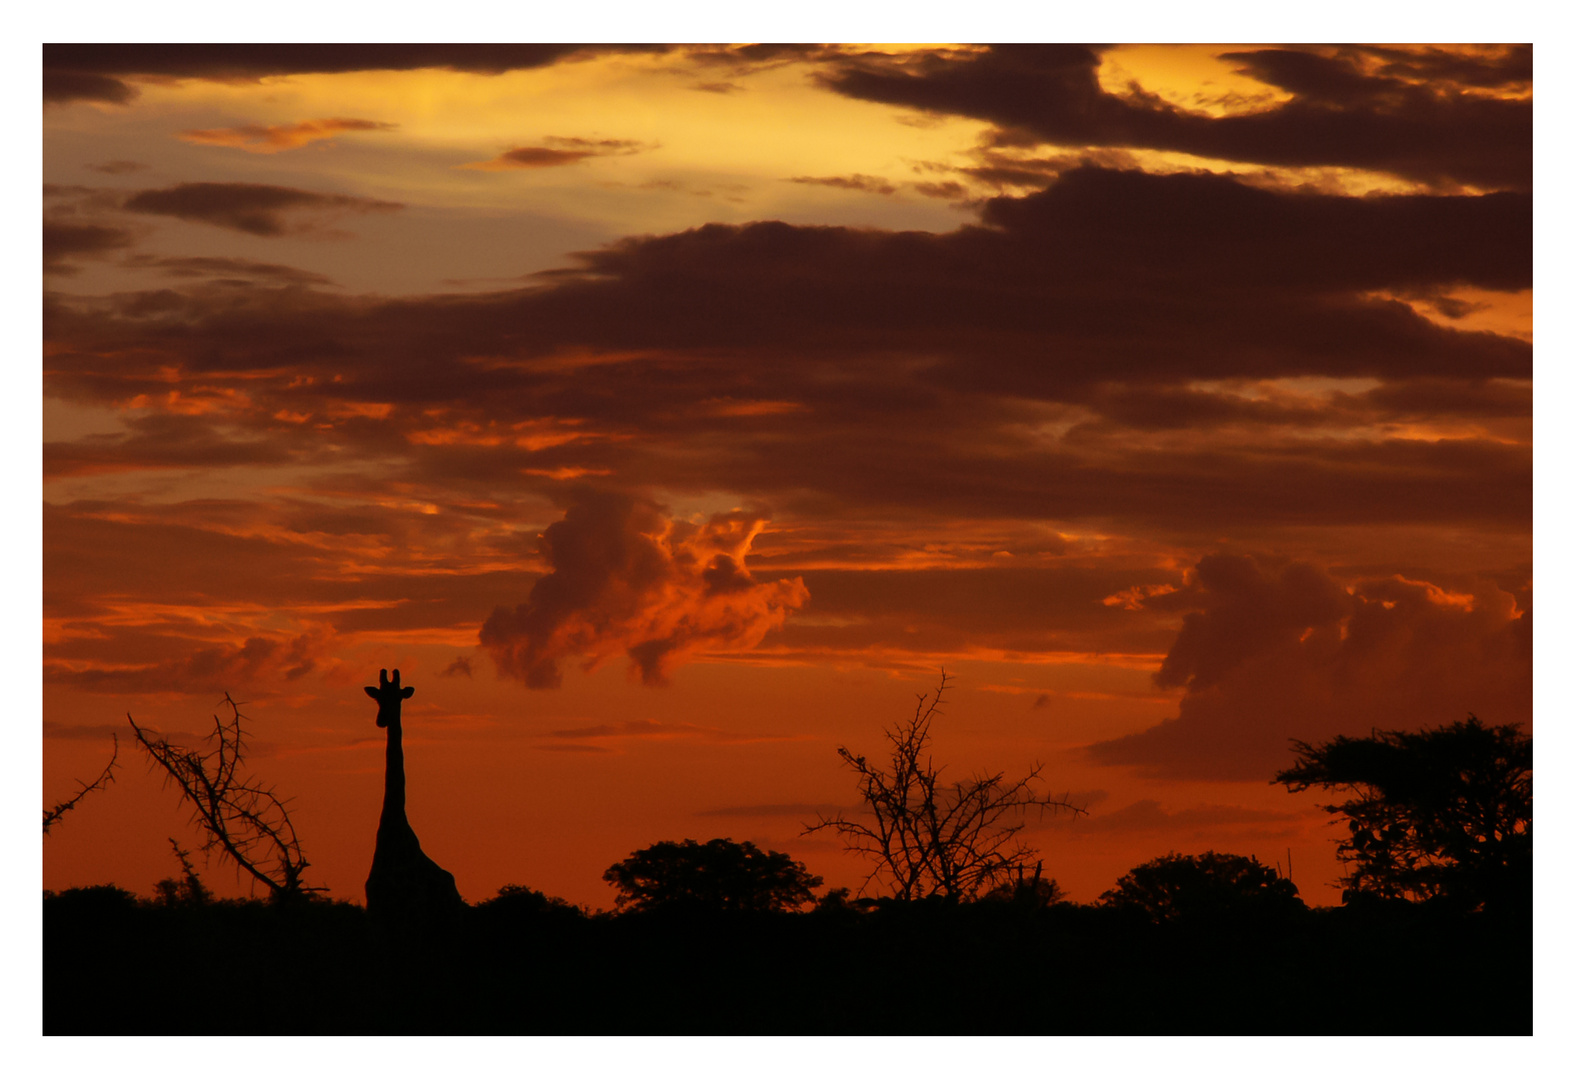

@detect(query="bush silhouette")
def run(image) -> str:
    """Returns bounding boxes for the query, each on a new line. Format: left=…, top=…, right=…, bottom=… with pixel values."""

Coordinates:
left=471, top=883, right=587, bottom=927
left=603, top=838, right=822, bottom=913
left=1099, top=851, right=1304, bottom=923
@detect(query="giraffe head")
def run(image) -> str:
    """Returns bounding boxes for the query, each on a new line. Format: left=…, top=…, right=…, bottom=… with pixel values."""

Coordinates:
left=365, top=668, right=415, bottom=728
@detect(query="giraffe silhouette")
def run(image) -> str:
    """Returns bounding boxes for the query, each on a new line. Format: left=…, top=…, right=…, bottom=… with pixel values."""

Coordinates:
left=364, top=669, right=464, bottom=926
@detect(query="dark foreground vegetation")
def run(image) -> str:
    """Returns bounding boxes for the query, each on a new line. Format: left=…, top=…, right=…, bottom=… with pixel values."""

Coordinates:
left=45, top=678, right=1530, bottom=1034
left=44, top=883, right=1528, bottom=1035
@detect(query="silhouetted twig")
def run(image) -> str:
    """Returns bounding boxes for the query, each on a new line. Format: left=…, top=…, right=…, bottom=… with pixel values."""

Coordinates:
left=43, top=734, right=119, bottom=835
left=806, top=671, right=1085, bottom=900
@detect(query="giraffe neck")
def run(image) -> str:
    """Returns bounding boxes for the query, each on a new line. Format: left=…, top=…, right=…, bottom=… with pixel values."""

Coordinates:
left=380, top=718, right=407, bottom=829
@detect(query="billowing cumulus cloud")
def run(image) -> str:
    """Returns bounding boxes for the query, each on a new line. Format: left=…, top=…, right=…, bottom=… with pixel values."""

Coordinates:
left=177, top=117, right=398, bottom=153
left=1087, top=555, right=1531, bottom=780
left=480, top=493, right=809, bottom=688
left=123, top=182, right=403, bottom=236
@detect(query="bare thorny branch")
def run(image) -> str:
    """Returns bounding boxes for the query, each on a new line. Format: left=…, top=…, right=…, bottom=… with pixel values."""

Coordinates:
left=43, top=735, right=119, bottom=835
left=806, top=671, right=1086, bottom=900
left=128, top=694, right=322, bottom=901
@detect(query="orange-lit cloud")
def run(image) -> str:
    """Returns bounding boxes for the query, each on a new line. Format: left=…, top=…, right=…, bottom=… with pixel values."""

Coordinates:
left=480, top=493, right=809, bottom=688
left=177, top=117, right=398, bottom=153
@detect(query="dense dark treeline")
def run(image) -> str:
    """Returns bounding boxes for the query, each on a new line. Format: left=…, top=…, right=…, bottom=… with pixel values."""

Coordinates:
left=43, top=886, right=1528, bottom=1035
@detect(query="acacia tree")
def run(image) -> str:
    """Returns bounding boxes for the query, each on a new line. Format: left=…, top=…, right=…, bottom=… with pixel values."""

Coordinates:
left=1274, top=716, right=1531, bottom=910
left=603, top=838, right=823, bottom=913
left=806, top=672, right=1084, bottom=901
left=129, top=695, right=319, bottom=902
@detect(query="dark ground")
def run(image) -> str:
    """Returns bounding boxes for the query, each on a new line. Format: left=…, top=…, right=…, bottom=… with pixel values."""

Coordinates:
left=43, top=887, right=1530, bottom=1035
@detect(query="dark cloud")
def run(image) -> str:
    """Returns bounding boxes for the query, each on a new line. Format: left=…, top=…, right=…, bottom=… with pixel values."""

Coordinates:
left=441, top=656, right=474, bottom=678
left=84, top=160, right=147, bottom=175
left=44, top=630, right=324, bottom=695
left=122, top=182, right=403, bottom=236
left=973, top=167, right=1529, bottom=293
left=43, top=221, right=135, bottom=275
left=45, top=412, right=296, bottom=478
left=42, top=168, right=1528, bottom=544
left=43, top=498, right=538, bottom=630
left=819, top=44, right=1531, bottom=190
left=1355, top=44, right=1532, bottom=89
left=463, top=137, right=648, bottom=170
left=789, top=174, right=897, bottom=195
left=912, top=180, right=970, bottom=201
left=1087, top=555, right=1531, bottom=780
left=42, top=44, right=673, bottom=105
left=43, top=69, right=136, bottom=105
left=122, top=255, right=335, bottom=287
left=480, top=492, right=808, bottom=688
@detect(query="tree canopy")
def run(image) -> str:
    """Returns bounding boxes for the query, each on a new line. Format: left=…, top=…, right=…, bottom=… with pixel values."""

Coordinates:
left=1274, top=716, right=1531, bottom=911
left=603, top=838, right=823, bottom=914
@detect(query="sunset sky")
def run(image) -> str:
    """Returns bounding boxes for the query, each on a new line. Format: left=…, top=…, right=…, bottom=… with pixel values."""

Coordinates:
left=40, top=42, right=1534, bottom=911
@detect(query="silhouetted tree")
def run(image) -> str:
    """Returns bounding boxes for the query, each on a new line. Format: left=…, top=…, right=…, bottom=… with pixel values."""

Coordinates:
left=1274, top=716, right=1531, bottom=910
left=603, top=838, right=822, bottom=913
left=806, top=672, right=1084, bottom=900
left=42, top=735, right=118, bottom=834
left=1099, top=851, right=1304, bottom=923
left=129, top=695, right=319, bottom=902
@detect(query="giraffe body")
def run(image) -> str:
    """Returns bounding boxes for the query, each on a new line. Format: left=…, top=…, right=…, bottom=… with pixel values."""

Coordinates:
left=364, top=669, right=464, bottom=927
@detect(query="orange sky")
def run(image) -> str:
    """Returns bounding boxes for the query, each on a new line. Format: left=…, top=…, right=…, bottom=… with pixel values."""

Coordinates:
left=42, top=43, right=1532, bottom=912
